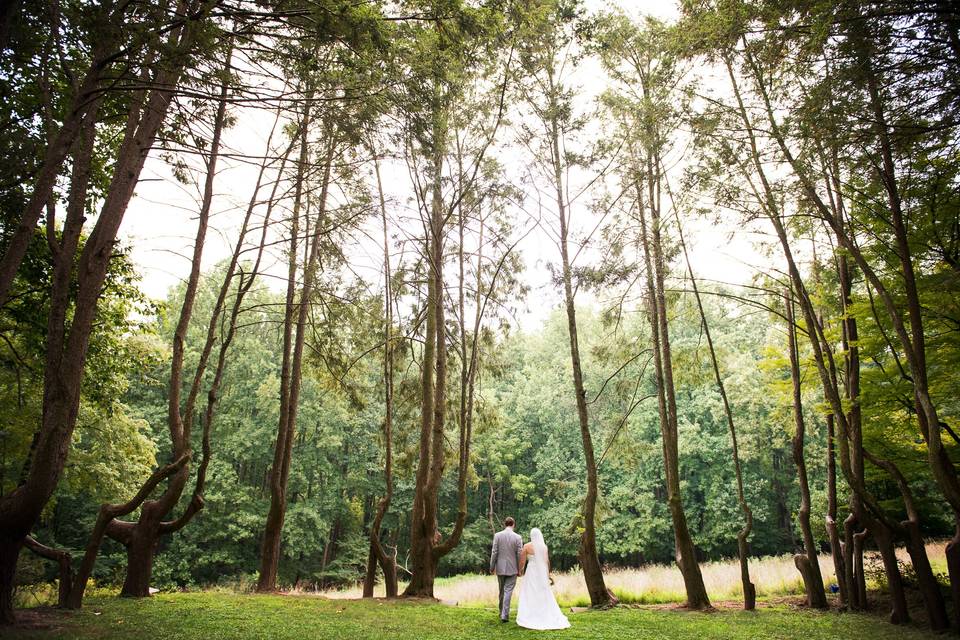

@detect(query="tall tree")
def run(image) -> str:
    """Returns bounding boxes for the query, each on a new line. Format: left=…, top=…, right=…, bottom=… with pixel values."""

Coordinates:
left=257, top=99, right=337, bottom=592
left=399, top=0, right=512, bottom=597
left=596, top=13, right=710, bottom=610
left=514, top=0, right=613, bottom=607
left=784, top=293, right=828, bottom=609
left=363, top=150, right=399, bottom=598
left=0, top=1, right=217, bottom=622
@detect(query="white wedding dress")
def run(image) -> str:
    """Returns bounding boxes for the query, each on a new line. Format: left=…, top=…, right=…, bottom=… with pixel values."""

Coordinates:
left=517, top=528, right=571, bottom=630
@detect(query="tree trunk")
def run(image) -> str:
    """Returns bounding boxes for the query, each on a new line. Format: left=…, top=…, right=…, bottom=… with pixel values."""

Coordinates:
left=727, top=49, right=913, bottom=623
left=364, top=152, right=397, bottom=599
left=676, top=209, right=753, bottom=609
left=402, top=110, right=444, bottom=599
left=120, top=503, right=163, bottom=597
left=864, top=448, right=949, bottom=630
left=785, top=294, right=828, bottom=609
left=853, top=529, right=868, bottom=607
left=633, top=162, right=709, bottom=610
left=550, top=82, right=611, bottom=609
left=110, top=51, right=232, bottom=595
left=843, top=513, right=865, bottom=610
left=68, top=453, right=189, bottom=608
left=904, top=521, right=948, bottom=629
left=0, top=4, right=214, bottom=621
left=825, top=415, right=847, bottom=607
left=0, top=535, right=22, bottom=624
left=258, top=110, right=333, bottom=593
left=872, top=524, right=909, bottom=624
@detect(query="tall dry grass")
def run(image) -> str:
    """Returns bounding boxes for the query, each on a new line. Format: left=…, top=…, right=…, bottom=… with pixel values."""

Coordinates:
left=321, top=542, right=948, bottom=607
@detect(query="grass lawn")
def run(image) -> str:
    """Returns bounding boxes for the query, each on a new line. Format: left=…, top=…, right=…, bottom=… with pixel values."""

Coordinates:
left=3, top=592, right=946, bottom=640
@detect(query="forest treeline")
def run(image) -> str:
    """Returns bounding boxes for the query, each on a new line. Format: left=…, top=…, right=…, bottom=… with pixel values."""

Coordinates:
left=0, top=0, right=958, bottom=632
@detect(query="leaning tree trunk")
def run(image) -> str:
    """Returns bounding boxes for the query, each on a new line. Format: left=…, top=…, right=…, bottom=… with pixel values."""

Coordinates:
left=634, top=147, right=710, bottom=610
left=676, top=209, right=754, bottom=609
left=0, top=3, right=213, bottom=622
left=785, top=294, right=828, bottom=609
left=824, top=415, right=847, bottom=607
left=364, top=153, right=398, bottom=599
left=548, top=86, right=612, bottom=607
left=257, top=114, right=334, bottom=592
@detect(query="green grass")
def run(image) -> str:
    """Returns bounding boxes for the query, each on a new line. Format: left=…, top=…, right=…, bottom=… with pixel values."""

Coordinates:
left=4, top=591, right=945, bottom=640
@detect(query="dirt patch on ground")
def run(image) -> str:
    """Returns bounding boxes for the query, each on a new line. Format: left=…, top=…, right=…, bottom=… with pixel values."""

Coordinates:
left=9, top=606, right=72, bottom=633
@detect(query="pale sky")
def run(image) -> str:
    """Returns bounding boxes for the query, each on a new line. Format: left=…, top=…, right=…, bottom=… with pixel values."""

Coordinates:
left=118, top=0, right=769, bottom=332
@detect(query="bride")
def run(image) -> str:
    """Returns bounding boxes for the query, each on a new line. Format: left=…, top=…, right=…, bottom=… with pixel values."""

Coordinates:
left=517, top=528, right=570, bottom=630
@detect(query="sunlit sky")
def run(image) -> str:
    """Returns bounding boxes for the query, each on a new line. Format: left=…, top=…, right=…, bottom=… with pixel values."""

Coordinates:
left=119, top=0, right=769, bottom=332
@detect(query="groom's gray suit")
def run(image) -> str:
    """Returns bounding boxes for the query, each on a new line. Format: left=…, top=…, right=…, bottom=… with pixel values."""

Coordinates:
left=490, top=526, right=522, bottom=621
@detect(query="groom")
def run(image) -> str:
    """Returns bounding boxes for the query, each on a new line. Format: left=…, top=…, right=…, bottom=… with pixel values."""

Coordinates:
left=489, top=516, right=523, bottom=623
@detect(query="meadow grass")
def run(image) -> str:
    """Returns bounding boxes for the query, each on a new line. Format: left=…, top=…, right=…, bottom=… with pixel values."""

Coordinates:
left=4, top=591, right=947, bottom=640
left=319, top=541, right=948, bottom=608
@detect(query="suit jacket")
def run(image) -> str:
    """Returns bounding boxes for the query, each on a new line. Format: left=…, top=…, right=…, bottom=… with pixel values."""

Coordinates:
left=490, top=527, right=522, bottom=575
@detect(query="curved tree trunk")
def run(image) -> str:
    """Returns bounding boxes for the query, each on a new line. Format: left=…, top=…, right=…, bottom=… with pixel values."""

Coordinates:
left=364, top=153, right=397, bottom=599
left=0, top=3, right=214, bottom=621
left=785, top=294, right=827, bottom=609
left=825, top=415, right=847, bottom=607
left=402, top=112, right=446, bottom=598
left=864, top=448, right=948, bottom=630
left=676, top=210, right=753, bottom=609
left=550, top=82, right=612, bottom=607
left=258, top=112, right=334, bottom=593
left=109, top=53, right=232, bottom=596
left=67, top=454, right=189, bottom=607
left=634, top=163, right=708, bottom=610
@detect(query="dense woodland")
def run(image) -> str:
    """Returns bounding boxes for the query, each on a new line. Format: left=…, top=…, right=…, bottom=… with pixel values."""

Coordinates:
left=1, top=0, right=958, bottom=633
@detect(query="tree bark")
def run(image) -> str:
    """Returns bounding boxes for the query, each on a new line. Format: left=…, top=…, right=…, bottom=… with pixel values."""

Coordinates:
left=364, top=152, right=397, bottom=599
left=110, top=47, right=232, bottom=598
left=864, top=448, right=949, bottom=630
left=825, top=415, right=847, bottom=606
left=633, top=167, right=708, bottom=609
left=0, top=3, right=214, bottom=621
left=403, top=104, right=447, bottom=598
left=68, top=454, right=189, bottom=608
left=872, top=524, right=909, bottom=624
left=676, top=208, right=753, bottom=609
left=785, top=294, right=828, bottom=609
left=258, top=109, right=335, bottom=592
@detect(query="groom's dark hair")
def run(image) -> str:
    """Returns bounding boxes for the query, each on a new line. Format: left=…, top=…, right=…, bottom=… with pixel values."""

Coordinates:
left=504, top=517, right=515, bottom=527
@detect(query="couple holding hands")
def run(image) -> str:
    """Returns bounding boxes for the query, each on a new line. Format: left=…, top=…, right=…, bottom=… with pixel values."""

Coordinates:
left=489, top=517, right=570, bottom=630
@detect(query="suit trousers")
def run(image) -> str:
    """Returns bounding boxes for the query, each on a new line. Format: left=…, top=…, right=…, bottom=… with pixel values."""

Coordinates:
left=497, top=574, right=517, bottom=620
